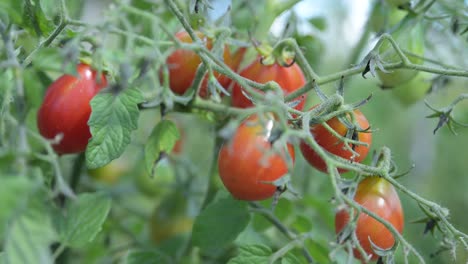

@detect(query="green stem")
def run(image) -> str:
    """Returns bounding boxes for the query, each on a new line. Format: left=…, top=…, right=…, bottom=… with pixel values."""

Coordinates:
left=70, top=153, right=85, bottom=190
left=22, top=2, right=69, bottom=67
left=52, top=244, right=67, bottom=261
left=249, top=202, right=315, bottom=263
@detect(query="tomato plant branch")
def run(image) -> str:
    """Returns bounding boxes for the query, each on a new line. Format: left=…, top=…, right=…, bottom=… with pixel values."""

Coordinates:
left=279, top=38, right=320, bottom=81
left=52, top=244, right=67, bottom=262
left=285, top=33, right=468, bottom=101
left=165, top=0, right=277, bottom=105
left=342, top=194, right=426, bottom=263
left=22, top=0, right=69, bottom=67
left=249, top=202, right=315, bottom=263
left=269, top=236, right=309, bottom=264
left=10, top=114, right=76, bottom=199
left=70, top=153, right=85, bottom=191
left=191, top=98, right=254, bottom=116
left=0, top=21, right=28, bottom=174
left=380, top=168, right=468, bottom=247
left=328, top=163, right=425, bottom=263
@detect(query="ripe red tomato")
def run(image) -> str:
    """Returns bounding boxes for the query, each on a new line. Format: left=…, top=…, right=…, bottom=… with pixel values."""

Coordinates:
left=299, top=109, right=371, bottom=173
left=37, top=63, right=107, bottom=154
left=166, top=31, right=246, bottom=98
left=218, top=114, right=295, bottom=201
left=335, top=176, right=404, bottom=261
left=231, top=57, right=307, bottom=110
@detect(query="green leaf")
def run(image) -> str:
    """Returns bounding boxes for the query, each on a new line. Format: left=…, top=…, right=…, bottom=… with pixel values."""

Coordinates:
left=24, top=68, right=47, bottom=108
left=125, top=249, right=171, bottom=264
left=0, top=0, right=22, bottom=25
left=0, top=176, right=37, bottom=238
left=31, top=47, right=77, bottom=74
left=22, top=0, right=55, bottom=37
left=58, top=193, right=111, bottom=248
left=3, top=193, right=55, bottom=264
left=308, top=17, right=327, bottom=31
left=86, top=88, right=144, bottom=169
left=192, top=196, right=250, bottom=251
left=281, top=252, right=302, bottom=264
left=144, top=120, right=180, bottom=175
left=227, top=245, right=272, bottom=264
left=291, top=215, right=313, bottom=233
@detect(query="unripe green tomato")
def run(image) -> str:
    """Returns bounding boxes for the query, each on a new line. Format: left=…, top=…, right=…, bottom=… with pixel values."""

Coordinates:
left=88, top=159, right=130, bottom=185
left=135, top=158, right=175, bottom=197
left=369, top=2, right=407, bottom=33
left=391, top=71, right=432, bottom=106
left=377, top=22, right=424, bottom=88
left=149, top=192, right=193, bottom=244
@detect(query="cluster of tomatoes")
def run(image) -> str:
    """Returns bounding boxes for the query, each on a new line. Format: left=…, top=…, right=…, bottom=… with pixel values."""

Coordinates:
left=37, top=29, right=404, bottom=262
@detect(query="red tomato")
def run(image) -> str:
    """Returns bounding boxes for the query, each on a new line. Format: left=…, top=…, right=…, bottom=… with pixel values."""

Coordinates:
left=335, top=176, right=404, bottom=261
left=299, top=109, right=371, bottom=173
left=166, top=31, right=246, bottom=98
left=37, top=63, right=107, bottom=154
left=231, top=57, right=307, bottom=110
left=217, top=114, right=295, bottom=201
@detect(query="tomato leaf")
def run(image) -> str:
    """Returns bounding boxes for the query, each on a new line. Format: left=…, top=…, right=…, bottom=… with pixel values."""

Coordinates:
left=31, top=47, right=77, bottom=74
left=144, top=120, right=180, bottom=176
left=22, top=0, right=55, bottom=37
left=0, top=176, right=37, bottom=239
left=0, top=0, right=22, bottom=25
left=281, top=252, right=303, bottom=264
left=227, top=244, right=272, bottom=264
left=86, top=88, right=144, bottom=169
left=57, top=193, right=111, bottom=248
left=192, top=196, right=250, bottom=251
left=125, top=249, right=171, bottom=264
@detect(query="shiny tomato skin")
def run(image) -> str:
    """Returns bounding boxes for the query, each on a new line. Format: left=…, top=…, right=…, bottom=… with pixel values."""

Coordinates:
left=231, top=57, right=307, bottom=110
left=218, top=114, right=295, bottom=201
left=37, top=63, right=107, bottom=154
left=299, top=109, right=371, bottom=173
left=167, top=31, right=245, bottom=97
left=335, top=176, right=404, bottom=261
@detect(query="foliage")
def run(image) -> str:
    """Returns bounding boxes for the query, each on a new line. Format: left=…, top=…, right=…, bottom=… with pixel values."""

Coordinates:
left=1, top=0, right=468, bottom=263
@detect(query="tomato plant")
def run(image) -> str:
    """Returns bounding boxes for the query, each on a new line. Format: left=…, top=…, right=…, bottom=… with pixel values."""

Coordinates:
left=166, top=31, right=245, bottom=97
left=218, top=114, right=295, bottom=201
left=300, top=109, right=372, bottom=173
left=231, top=57, right=307, bottom=110
left=2, top=1, right=468, bottom=264
left=335, top=176, right=404, bottom=261
left=37, top=63, right=108, bottom=154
